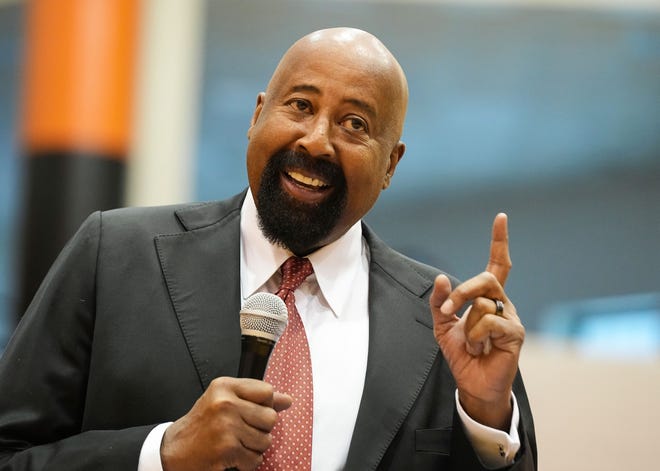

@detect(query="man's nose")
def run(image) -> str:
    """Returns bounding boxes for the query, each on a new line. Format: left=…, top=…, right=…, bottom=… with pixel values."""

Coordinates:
left=295, top=116, right=334, bottom=158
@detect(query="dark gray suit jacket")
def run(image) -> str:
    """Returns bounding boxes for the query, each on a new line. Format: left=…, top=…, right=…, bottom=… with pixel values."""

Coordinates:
left=0, top=192, right=537, bottom=470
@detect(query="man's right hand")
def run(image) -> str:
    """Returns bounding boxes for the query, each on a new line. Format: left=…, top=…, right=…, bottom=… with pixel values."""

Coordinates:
left=160, top=377, right=292, bottom=471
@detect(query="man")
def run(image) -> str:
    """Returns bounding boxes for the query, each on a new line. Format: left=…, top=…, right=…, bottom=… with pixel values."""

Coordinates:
left=0, top=28, right=536, bottom=470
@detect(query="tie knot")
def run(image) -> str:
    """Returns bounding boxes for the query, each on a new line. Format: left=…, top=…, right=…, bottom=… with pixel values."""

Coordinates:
left=279, top=256, right=313, bottom=293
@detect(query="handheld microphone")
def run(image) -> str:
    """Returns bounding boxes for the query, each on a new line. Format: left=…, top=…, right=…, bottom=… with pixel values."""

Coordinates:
left=226, top=294, right=288, bottom=471
left=237, top=292, right=288, bottom=379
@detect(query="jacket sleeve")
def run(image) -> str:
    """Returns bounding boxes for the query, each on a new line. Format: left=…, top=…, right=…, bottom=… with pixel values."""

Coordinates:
left=449, top=371, right=538, bottom=471
left=0, top=212, right=154, bottom=470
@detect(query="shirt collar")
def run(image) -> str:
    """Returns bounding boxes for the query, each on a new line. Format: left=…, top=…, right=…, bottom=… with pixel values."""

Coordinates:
left=240, top=189, right=364, bottom=318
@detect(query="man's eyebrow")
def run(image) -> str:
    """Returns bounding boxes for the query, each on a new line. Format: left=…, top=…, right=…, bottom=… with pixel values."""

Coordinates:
left=290, top=84, right=321, bottom=94
left=345, top=97, right=376, bottom=119
left=288, top=84, right=376, bottom=118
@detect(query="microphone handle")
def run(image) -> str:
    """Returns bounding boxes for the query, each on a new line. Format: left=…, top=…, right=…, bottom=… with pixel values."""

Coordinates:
left=237, top=335, right=276, bottom=379
left=226, top=336, right=277, bottom=470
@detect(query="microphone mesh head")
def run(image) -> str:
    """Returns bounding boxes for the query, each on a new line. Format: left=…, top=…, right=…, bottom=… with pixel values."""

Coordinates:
left=240, top=292, right=288, bottom=342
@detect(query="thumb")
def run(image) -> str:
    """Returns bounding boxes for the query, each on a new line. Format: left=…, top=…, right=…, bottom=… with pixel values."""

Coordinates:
left=430, top=274, right=452, bottom=309
left=273, top=392, right=293, bottom=412
left=430, top=274, right=454, bottom=335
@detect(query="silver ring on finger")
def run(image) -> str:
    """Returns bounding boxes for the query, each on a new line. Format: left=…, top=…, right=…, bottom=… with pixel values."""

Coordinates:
left=493, top=299, right=504, bottom=317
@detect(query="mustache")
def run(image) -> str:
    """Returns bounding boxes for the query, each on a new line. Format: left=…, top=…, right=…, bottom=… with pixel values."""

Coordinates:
left=271, top=149, right=345, bottom=187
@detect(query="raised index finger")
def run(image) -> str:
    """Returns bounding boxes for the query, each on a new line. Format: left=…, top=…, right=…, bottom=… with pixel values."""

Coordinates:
left=486, top=213, right=512, bottom=286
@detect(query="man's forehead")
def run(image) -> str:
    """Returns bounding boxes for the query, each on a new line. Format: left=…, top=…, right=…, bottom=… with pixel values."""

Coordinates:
left=288, top=40, right=392, bottom=76
left=270, top=49, right=389, bottom=95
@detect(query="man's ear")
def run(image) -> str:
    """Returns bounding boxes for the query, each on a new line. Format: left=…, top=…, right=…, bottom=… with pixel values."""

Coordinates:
left=247, top=92, right=266, bottom=139
left=382, top=141, right=405, bottom=189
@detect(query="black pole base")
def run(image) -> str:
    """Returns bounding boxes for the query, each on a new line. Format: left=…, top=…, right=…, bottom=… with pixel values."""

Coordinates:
left=15, top=151, right=125, bottom=324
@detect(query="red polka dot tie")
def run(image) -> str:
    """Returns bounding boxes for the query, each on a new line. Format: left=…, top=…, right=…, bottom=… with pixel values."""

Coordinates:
left=260, top=257, right=314, bottom=470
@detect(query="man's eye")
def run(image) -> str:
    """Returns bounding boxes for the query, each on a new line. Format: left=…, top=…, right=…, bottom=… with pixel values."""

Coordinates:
left=290, top=99, right=311, bottom=112
left=342, top=117, right=368, bottom=133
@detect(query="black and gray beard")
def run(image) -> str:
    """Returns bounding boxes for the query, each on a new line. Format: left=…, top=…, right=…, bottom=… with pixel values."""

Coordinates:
left=256, top=149, right=347, bottom=256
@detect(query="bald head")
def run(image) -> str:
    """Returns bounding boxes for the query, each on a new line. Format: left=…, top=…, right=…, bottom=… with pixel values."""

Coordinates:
left=267, top=28, right=409, bottom=139
left=246, top=28, right=409, bottom=253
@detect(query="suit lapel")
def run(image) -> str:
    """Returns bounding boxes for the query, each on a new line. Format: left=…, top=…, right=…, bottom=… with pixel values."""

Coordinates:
left=155, top=193, right=245, bottom=390
left=345, top=226, right=440, bottom=470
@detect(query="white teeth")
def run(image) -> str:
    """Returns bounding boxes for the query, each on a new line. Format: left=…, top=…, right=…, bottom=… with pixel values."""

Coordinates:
left=288, top=171, right=328, bottom=188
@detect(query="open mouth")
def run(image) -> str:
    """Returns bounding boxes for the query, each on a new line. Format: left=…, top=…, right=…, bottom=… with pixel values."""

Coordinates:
left=281, top=169, right=333, bottom=203
left=286, top=170, right=330, bottom=190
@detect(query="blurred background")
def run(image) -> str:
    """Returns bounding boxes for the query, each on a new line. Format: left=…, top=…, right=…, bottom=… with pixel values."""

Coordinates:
left=0, top=0, right=658, bottom=468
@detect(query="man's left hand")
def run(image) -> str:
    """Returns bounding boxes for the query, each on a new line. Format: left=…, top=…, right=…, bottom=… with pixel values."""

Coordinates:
left=430, top=213, right=525, bottom=430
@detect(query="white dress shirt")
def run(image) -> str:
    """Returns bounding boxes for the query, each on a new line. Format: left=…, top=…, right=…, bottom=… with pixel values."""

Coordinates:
left=138, top=191, right=520, bottom=470
left=240, top=191, right=369, bottom=470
